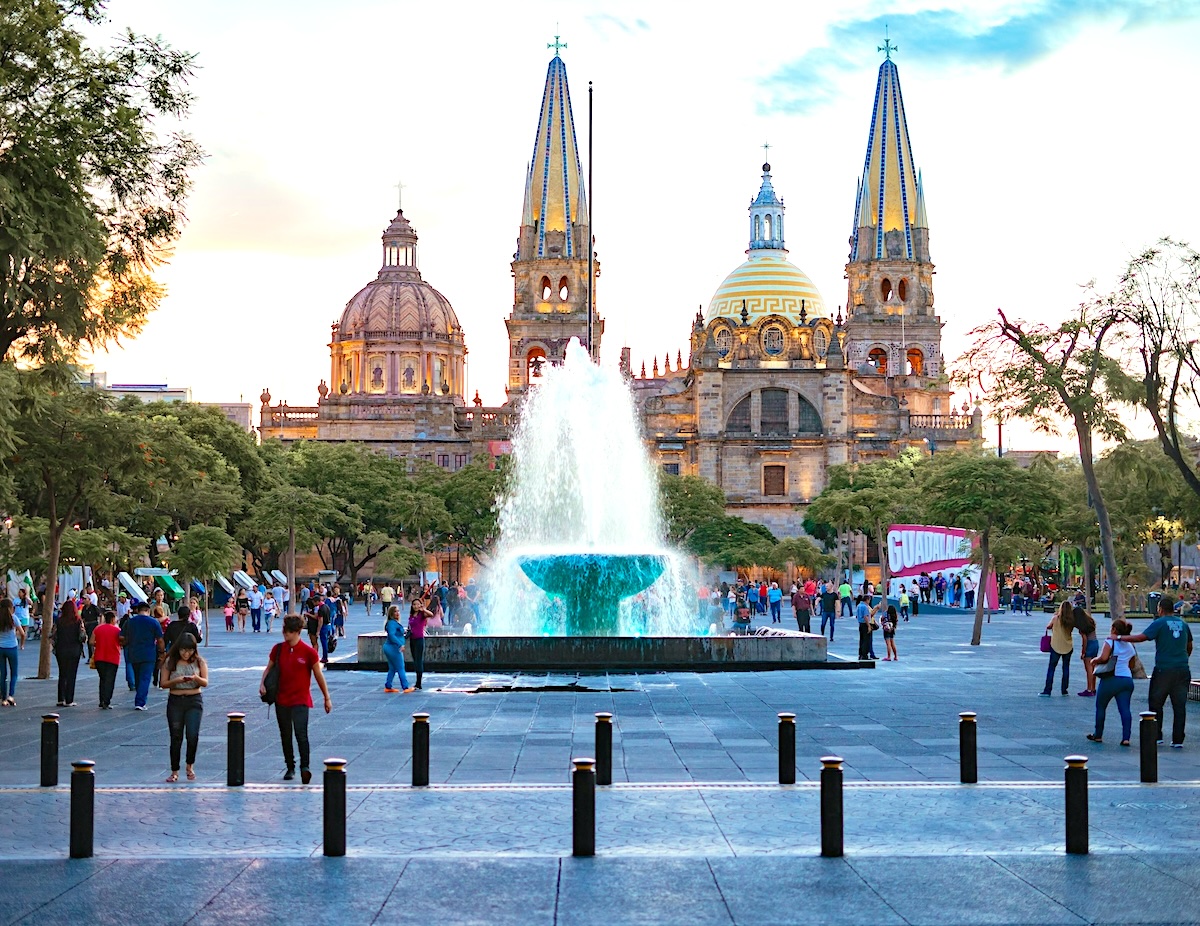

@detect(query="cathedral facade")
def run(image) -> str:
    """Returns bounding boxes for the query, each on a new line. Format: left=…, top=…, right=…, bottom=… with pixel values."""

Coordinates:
left=261, top=49, right=980, bottom=541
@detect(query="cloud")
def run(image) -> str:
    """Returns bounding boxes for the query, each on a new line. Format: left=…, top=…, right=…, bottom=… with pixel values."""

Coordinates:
left=761, top=0, right=1200, bottom=114
left=585, top=13, right=651, bottom=39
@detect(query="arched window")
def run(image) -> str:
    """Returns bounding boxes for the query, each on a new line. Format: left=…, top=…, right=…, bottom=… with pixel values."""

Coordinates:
left=754, top=216, right=762, bottom=241
left=906, top=347, right=924, bottom=376
left=765, top=214, right=773, bottom=240
left=898, top=278, right=908, bottom=301
left=762, top=325, right=785, bottom=355
left=797, top=396, right=822, bottom=433
left=880, top=278, right=892, bottom=301
left=527, top=347, right=547, bottom=379
left=761, top=388, right=788, bottom=435
left=558, top=276, right=570, bottom=301
left=868, top=347, right=888, bottom=375
left=727, top=396, right=751, bottom=433
left=812, top=327, right=829, bottom=357
left=540, top=277, right=552, bottom=301
left=714, top=327, right=732, bottom=357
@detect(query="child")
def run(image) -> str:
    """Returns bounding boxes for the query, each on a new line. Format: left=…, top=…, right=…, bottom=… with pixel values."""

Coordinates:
left=223, top=600, right=235, bottom=632
left=899, top=585, right=911, bottom=622
left=881, top=605, right=899, bottom=661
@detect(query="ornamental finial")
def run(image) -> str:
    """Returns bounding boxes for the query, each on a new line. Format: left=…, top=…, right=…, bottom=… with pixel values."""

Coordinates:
left=878, top=25, right=897, bottom=60
left=548, top=28, right=567, bottom=56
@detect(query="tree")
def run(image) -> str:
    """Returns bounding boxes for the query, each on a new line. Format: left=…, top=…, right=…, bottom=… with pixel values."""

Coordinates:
left=8, top=381, right=148, bottom=676
left=441, top=457, right=508, bottom=565
left=962, top=300, right=1128, bottom=619
left=659, top=473, right=727, bottom=546
left=248, top=486, right=349, bottom=614
left=922, top=453, right=1060, bottom=645
left=166, top=525, right=239, bottom=645
left=0, top=1, right=201, bottom=363
left=687, top=516, right=776, bottom=569
left=768, top=536, right=833, bottom=574
left=393, top=489, right=451, bottom=585
left=804, top=489, right=871, bottom=579
left=1105, top=239, right=1200, bottom=502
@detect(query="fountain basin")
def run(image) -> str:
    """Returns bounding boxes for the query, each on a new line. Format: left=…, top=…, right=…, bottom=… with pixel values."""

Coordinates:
left=516, top=552, right=667, bottom=636
left=353, top=631, right=847, bottom=672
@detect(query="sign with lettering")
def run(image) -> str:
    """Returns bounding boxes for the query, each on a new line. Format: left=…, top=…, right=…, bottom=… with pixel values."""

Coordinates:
left=886, top=524, right=997, bottom=608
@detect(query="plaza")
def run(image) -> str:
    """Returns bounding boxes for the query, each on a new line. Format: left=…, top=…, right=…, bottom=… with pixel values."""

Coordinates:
left=1, top=601, right=1196, bottom=925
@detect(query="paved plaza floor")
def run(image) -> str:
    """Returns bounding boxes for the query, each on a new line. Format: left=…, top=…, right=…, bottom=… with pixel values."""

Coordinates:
left=0, top=602, right=1196, bottom=924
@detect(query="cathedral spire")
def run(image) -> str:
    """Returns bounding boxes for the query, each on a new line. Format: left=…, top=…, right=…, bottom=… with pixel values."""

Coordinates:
left=520, top=51, right=588, bottom=259
left=748, top=161, right=785, bottom=252
left=850, top=53, right=928, bottom=263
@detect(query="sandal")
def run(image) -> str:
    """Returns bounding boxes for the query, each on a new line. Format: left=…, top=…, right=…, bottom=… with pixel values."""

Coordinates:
left=165, top=773, right=179, bottom=783
left=1120, top=740, right=1130, bottom=747
left=1086, top=734, right=1102, bottom=743
left=186, top=768, right=196, bottom=781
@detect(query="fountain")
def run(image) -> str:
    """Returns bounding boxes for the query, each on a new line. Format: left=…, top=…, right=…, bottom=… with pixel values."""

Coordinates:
left=356, top=339, right=832, bottom=670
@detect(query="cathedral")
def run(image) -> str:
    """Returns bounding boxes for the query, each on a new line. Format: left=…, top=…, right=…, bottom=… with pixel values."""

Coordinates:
left=260, top=46, right=981, bottom=542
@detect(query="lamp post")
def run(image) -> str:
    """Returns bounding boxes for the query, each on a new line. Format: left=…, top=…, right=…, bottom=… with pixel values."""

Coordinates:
left=1019, top=555, right=1030, bottom=577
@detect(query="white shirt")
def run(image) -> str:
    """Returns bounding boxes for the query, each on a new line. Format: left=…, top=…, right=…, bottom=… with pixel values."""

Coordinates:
left=116, top=600, right=131, bottom=620
left=248, top=589, right=264, bottom=608
left=273, top=585, right=287, bottom=609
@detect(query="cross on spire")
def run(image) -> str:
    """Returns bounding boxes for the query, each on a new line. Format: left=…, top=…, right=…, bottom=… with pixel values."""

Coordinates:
left=548, top=30, right=567, bottom=56
left=762, top=141, right=771, bottom=162
left=394, top=180, right=405, bottom=210
left=878, top=25, right=897, bottom=60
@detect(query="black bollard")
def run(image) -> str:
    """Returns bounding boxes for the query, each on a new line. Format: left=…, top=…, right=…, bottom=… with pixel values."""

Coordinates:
left=595, top=713, right=613, bottom=786
left=778, top=713, right=797, bottom=785
left=959, top=712, right=978, bottom=784
left=69, top=760, right=95, bottom=859
left=820, top=756, right=844, bottom=858
left=412, top=713, right=430, bottom=787
left=1064, top=755, right=1089, bottom=855
left=41, top=713, right=59, bottom=788
left=323, top=758, right=348, bottom=857
left=227, top=712, right=245, bottom=787
left=1139, top=711, right=1158, bottom=784
left=572, top=757, right=596, bottom=857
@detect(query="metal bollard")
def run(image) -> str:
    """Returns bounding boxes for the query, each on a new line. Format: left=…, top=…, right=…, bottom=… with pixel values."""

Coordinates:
left=1064, top=755, right=1089, bottom=855
left=778, top=713, right=797, bottom=785
left=41, top=714, right=59, bottom=787
left=1139, top=711, right=1158, bottom=784
left=959, top=712, right=978, bottom=784
left=572, top=757, right=596, bottom=857
left=69, top=760, right=95, bottom=859
left=595, top=713, right=613, bottom=786
left=820, top=756, right=844, bottom=858
left=323, top=758, right=348, bottom=857
left=227, top=713, right=245, bottom=787
left=412, top=713, right=430, bottom=787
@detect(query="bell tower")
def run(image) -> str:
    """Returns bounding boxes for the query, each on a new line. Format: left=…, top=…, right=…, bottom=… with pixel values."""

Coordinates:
left=505, top=46, right=601, bottom=396
left=843, top=42, right=947, bottom=413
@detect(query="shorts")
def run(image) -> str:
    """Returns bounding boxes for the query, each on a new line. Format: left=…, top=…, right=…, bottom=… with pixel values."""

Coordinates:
left=883, top=630, right=895, bottom=639
left=1084, top=638, right=1099, bottom=658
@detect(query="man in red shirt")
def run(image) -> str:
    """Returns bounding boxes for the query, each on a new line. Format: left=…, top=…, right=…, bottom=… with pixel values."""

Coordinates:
left=259, top=615, right=332, bottom=783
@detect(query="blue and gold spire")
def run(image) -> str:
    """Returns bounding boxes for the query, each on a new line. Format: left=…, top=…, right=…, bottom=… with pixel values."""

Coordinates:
left=849, top=50, right=929, bottom=263
left=520, top=51, right=588, bottom=259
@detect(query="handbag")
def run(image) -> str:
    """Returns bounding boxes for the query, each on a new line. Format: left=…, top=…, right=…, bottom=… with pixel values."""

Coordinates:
left=1039, top=633, right=1052, bottom=653
left=1129, top=647, right=1148, bottom=679
left=1093, top=643, right=1117, bottom=676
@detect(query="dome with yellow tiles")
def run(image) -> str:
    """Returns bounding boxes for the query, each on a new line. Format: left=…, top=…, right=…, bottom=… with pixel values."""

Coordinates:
left=705, top=252, right=827, bottom=324
left=704, top=164, right=827, bottom=324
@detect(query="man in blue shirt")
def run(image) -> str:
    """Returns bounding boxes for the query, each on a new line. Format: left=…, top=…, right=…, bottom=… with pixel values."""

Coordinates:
left=118, top=601, right=164, bottom=710
left=1120, top=595, right=1194, bottom=747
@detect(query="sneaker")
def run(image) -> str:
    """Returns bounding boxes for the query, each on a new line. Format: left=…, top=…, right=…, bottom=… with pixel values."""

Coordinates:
left=300, top=768, right=312, bottom=784
left=135, top=705, right=147, bottom=711
left=1171, top=743, right=1184, bottom=749
left=1077, top=690, right=1095, bottom=697
left=1039, top=692, right=1051, bottom=697
left=384, top=687, right=400, bottom=693
left=283, top=768, right=295, bottom=781
left=65, top=702, right=77, bottom=707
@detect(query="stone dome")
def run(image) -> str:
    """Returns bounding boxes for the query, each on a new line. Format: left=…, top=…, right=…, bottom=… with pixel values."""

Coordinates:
left=339, top=277, right=460, bottom=338
left=705, top=252, right=827, bottom=324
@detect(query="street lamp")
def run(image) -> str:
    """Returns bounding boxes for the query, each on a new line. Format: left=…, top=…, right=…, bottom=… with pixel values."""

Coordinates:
left=1019, top=555, right=1030, bottom=576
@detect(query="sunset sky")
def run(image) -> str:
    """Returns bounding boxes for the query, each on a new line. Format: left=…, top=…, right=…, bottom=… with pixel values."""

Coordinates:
left=87, top=0, right=1200, bottom=451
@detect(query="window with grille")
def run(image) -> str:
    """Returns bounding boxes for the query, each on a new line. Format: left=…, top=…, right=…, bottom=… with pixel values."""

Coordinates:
left=437, top=453, right=450, bottom=468
left=761, top=388, right=788, bottom=434
left=763, top=465, right=786, bottom=496
left=763, top=326, right=785, bottom=355
left=727, top=396, right=751, bottom=433
left=798, top=396, right=822, bottom=433
left=715, top=327, right=732, bottom=356
left=662, top=462, right=680, bottom=476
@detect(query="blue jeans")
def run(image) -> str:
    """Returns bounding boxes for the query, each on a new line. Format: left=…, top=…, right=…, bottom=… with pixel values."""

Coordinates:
left=820, top=612, right=836, bottom=640
left=251, top=608, right=262, bottom=632
left=0, top=646, right=17, bottom=698
left=1043, top=650, right=1071, bottom=694
left=319, top=625, right=331, bottom=661
left=1094, top=675, right=1134, bottom=741
left=770, top=600, right=781, bottom=621
left=125, top=649, right=135, bottom=689
left=132, top=660, right=155, bottom=707
left=382, top=642, right=409, bottom=690
left=840, top=597, right=853, bottom=617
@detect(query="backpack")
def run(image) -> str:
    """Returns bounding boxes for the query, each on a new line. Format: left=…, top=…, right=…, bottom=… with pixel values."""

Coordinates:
left=261, top=644, right=281, bottom=705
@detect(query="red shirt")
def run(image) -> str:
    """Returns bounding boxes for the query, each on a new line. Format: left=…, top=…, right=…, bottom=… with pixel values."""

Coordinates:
left=272, top=641, right=319, bottom=708
left=93, top=623, right=122, bottom=665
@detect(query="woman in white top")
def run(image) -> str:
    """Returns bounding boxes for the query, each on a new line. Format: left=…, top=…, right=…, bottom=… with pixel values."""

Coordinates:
left=1087, top=618, right=1136, bottom=746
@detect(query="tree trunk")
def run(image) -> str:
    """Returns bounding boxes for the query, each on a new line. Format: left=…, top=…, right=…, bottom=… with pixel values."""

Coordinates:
left=875, top=522, right=889, bottom=595
left=1077, top=422, right=1124, bottom=620
left=1081, top=546, right=1094, bottom=611
left=971, top=527, right=991, bottom=645
left=37, top=527, right=62, bottom=678
left=287, top=524, right=297, bottom=616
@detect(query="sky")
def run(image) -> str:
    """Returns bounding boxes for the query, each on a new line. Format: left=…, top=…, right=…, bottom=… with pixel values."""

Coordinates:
left=86, top=0, right=1200, bottom=452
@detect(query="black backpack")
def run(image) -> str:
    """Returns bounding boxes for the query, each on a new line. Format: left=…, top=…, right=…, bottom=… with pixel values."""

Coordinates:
left=261, top=645, right=280, bottom=704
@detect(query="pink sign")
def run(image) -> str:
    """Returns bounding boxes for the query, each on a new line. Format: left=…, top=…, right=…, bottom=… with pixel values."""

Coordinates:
left=887, top=523, right=998, bottom=609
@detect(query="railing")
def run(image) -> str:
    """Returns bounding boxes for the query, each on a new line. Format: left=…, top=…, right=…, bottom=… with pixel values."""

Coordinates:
left=262, top=406, right=320, bottom=425
left=909, top=414, right=973, bottom=431
left=453, top=407, right=516, bottom=434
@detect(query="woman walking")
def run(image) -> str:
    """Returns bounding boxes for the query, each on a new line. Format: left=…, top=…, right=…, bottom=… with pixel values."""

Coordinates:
left=90, top=610, right=121, bottom=709
left=1087, top=619, right=1136, bottom=746
left=0, top=598, right=27, bottom=706
left=51, top=600, right=86, bottom=707
left=1040, top=601, right=1075, bottom=696
left=382, top=605, right=413, bottom=693
left=159, top=632, right=207, bottom=782
left=881, top=604, right=900, bottom=661
left=408, top=595, right=433, bottom=690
